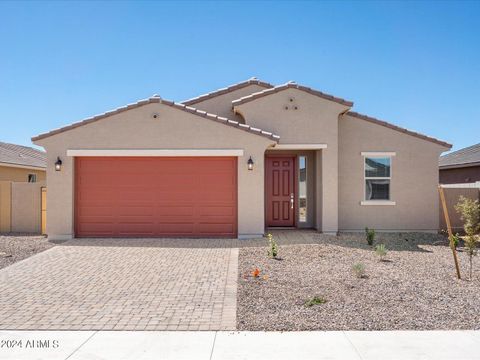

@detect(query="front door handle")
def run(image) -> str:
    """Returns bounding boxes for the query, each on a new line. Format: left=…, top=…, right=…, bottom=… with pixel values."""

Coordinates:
left=290, top=193, right=294, bottom=209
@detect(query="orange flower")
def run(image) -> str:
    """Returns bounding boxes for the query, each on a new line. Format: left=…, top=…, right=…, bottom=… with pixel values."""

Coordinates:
left=252, top=268, right=260, bottom=278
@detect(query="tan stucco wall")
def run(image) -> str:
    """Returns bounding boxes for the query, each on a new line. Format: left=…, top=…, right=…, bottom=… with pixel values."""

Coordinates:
left=338, top=113, right=448, bottom=231
left=0, top=181, right=11, bottom=232
left=34, top=102, right=274, bottom=240
left=186, top=84, right=268, bottom=123
left=0, top=165, right=45, bottom=182
left=11, top=182, right=44, bottom=233
left=235, top=88, right=350, bottom=233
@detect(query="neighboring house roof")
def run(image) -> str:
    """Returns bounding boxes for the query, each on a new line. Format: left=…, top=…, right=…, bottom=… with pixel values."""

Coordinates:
left=347, top=111, right=452, bottom=149
left=439, top=143, right=480, bottom=169
left=0, top=141, right=46, bottom=169
left=31, top=96, right=280, bottom=142
left=181, top=77, right=274, bottom=106
left=231, top=82, right=354, bottom=107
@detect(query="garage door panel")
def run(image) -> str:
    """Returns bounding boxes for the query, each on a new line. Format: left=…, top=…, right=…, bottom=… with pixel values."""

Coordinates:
left=117, top=223, right=156, bottom=235
left=159, top=223, right=195, bottom=234
left=197, top=223, right=235, bottom=234
left=117, top=207, right=155, bottom=216
left=77, top=195, right=117, bottom=206
left=199, top=158, right=236, bottom=169
left=155, top=174, right=195, bottom=185
left=77, top=216, right=115, bottom=225
left=77, top=222, right=115, bottom=235
left=75, top=157, right=237, bottom=238
left=199, top=206, right=235, bottom=217
left=152, top=192, right=197, bottom=202
left=77, top=209, right=115, bottom=217
left=196, top=173, right=236, bottom=184
left=78, top=178, right=114, bottom=187
left=77, top=206, right=115, bottom=216
left=156, top=206, right=195, bottom=216
left=197, top=192, right=236, bottom=202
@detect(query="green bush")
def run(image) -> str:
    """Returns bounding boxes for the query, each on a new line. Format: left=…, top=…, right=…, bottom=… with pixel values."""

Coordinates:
left=451, top=233, right=460, bottom=248
left=266, top=233, right=278, bottom=259
left=365, top=227, right=375, bottom=246
left=375, top=243, right=387, bottom=261
left=455, top=196, right=480, bottom=236
left=304, top=296, right=327, bottom=307
left=455, top=196, right=480, bottom=279
left=352, top=262, right=366, bottom=278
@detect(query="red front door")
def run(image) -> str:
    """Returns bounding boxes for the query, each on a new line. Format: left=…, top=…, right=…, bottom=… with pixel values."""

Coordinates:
left=266, top=156, right=295, bottom=227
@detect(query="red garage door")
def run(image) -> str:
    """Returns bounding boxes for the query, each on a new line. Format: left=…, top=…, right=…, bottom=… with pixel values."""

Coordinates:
left=75, top=157, right=237, bottom=238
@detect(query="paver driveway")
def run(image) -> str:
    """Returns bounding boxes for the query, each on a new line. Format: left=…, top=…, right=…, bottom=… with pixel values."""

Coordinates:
left=0, top=239, right=238, bottom=330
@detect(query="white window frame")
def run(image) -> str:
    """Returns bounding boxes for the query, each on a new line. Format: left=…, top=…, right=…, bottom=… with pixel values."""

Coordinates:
left=361, top=152, right=396, bottom=206
left=27, top=173, right=37, bottom=183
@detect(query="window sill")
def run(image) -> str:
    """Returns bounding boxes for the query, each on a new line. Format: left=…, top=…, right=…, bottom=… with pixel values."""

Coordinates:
left=360, top=200, right=396, bottom=206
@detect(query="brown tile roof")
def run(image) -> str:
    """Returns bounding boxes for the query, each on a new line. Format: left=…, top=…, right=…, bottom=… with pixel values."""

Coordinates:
left=439, top=143, right=480, bottom=168
left=347, top=111, right=452, bottom=148
left=0, top=141, right=46, bottom=168
left=232, top=82, right=354, bottom=107
left=31, top=96, right=280, bottom=142
left=181, top=77, right=274, bottom=105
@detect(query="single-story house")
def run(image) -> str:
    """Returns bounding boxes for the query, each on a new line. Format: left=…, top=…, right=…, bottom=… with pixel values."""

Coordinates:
left=32, top=78, right=451, bottom=240
left=439, top=143, right=480, bottom=184
left=0, top=141, right=46, bottom=182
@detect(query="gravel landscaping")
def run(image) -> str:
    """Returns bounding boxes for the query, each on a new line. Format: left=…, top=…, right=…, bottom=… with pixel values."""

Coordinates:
left=238, top=232, right=480, bottom=331
left=0, top=234, right=54, bottom=269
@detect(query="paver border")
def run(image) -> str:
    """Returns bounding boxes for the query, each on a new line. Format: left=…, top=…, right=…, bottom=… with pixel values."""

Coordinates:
left=219, top=248, right=238, bottom=330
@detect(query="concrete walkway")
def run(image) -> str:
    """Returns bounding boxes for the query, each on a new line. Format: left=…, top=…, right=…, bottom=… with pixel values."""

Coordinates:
left=0, top=330, right=479, bottom=360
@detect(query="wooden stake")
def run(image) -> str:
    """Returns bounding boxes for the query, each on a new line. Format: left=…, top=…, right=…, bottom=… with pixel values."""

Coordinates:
left=439, top=185, right=461, bottom=279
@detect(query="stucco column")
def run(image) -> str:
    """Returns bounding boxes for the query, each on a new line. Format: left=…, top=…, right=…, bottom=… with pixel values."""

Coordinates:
left=46, top=152, right=74, bottom=240
left=237, top=148, right=267, bottom=239
left=317, top=147, right=338, bottom=234
left=315, top=150, right=322, bottom=230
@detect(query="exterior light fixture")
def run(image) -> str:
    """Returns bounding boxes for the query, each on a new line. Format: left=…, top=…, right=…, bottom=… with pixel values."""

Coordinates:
left=55, top=157, right=62, bottom=171
left=247, top=156, right=254, bottom=171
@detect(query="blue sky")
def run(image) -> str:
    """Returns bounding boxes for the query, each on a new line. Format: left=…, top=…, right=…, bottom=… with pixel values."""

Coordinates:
left=0, top=1, right=478, bottom=152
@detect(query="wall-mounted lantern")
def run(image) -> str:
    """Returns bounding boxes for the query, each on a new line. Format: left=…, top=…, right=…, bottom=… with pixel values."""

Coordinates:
left=247, top=156, right=254, bottom=171
left=55, top=157, right=62, bottom=171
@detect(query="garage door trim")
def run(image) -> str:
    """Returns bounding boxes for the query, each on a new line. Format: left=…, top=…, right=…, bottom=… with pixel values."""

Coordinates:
left=67, top=149, right=244, bottom=157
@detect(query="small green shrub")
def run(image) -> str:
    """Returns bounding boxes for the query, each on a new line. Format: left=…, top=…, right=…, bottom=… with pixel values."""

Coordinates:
left=365, top=227, right=375, bottom=246
left=305, top=296, right=327, bottom=307
left=352, top=262, right=366, bottom=278
left=451, top=233, right=460, bottom=248
left=464, top=235, right=478, bottom=280
left=455, top=196, right=480, bottom=279
left=455, top=196, right=480, bottom=236
left=266, top=233, right=278, bottom=259
left=375, top=243, right=387, bottom=261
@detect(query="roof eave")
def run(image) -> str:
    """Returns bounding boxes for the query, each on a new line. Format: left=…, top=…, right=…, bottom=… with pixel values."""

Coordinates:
left=347, top=111, right=452, bottom=149
left=32, top=97, right=280, bottom=143
left=439, top=161, right=480, bottom=170
left=0, top=162, right=46, bottom=171
left=181, top=78, right=274, bottom=106
left=232, top=82, right=354, bottom=108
